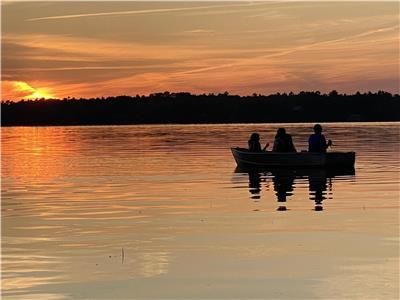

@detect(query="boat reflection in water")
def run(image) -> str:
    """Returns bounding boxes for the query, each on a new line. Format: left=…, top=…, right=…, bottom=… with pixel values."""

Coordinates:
left=236, top=167, right=355, bottom=211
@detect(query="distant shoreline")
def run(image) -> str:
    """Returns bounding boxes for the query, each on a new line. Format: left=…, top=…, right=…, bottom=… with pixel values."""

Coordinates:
left=2, top=91, right=399, bottom=126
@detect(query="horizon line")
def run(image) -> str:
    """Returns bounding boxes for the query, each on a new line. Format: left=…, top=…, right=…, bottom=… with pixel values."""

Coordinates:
left=2, top=89, right=398, bottom=102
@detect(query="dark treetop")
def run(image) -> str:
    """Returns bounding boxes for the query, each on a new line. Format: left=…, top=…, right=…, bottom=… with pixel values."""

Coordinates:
left=2, top=90, right=399, bottom=126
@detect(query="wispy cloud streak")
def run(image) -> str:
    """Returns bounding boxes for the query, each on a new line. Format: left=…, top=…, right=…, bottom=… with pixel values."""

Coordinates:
left=178, top=25, right=400, bottom=75
left=26, top=3, right=260, bottom=21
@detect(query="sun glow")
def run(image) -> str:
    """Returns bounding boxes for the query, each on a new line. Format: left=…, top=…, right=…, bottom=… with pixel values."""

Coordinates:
left=28, top=89, right=55, bottom=100
left=3, top=81, right=56, bottom=100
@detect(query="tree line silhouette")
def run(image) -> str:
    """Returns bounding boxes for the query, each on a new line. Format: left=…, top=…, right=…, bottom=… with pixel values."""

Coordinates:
left=2, top=90, right=399, bottom=126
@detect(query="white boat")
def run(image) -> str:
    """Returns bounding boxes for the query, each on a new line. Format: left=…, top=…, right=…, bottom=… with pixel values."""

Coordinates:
left=231, top=147, right=355, bottom=167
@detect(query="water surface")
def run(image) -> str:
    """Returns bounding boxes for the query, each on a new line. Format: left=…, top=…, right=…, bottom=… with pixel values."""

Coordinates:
left=2, top=123, right=399, bottom=299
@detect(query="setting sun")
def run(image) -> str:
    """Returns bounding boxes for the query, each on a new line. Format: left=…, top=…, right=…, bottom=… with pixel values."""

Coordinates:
left=28, top=88, right=55, bottom=100
left=2, top=81, right=56, bottom=100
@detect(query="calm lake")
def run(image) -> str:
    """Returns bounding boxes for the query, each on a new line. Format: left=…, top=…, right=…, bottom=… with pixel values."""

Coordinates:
left=2, top=122, right=399, bottom=299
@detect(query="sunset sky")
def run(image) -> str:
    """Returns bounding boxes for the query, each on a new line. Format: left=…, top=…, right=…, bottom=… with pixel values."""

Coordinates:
left=2, top=1, right=399, bottom=100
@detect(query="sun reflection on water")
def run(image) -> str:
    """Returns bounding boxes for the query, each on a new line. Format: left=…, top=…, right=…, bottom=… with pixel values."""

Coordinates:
left=2, top=123, right=399, bottom=299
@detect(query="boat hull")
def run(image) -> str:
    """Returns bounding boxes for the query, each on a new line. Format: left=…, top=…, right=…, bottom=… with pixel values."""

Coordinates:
left=231, top=147, right=355, bottom=168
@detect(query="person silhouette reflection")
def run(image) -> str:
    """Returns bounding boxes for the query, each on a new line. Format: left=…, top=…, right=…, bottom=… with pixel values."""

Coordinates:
left=248, top=171, right=261, bottom=200
left=308, top=170, right=328, bottom=211
left=272, top=169, right=295, bottom=211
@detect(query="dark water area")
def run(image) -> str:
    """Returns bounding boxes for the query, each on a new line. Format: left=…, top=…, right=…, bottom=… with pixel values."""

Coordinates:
left=2, top=122, right=399, bottom=299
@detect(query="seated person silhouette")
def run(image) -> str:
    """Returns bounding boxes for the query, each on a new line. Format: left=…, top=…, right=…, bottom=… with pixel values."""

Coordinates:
left=272, top=128, right=296, bottom=152
left=308, top=124, right=332, bottom=152
left=248, top=133, right=269, bottom=152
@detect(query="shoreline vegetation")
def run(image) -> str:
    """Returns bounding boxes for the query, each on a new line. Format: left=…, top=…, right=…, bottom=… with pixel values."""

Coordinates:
left=2, top=90, right=399, bottom=126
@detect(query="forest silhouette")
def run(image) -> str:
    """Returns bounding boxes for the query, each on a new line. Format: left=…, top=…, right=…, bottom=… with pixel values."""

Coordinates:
left=2, top=90, right=399, bottom=126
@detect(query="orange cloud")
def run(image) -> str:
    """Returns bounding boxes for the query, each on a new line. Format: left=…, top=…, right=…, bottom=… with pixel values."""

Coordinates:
left=2, top=2, right=398, bottom=98
left=1, top=81, right=56, bottom=101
